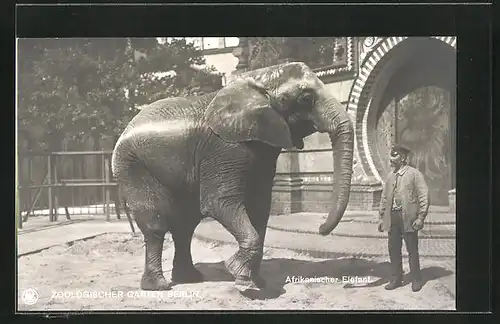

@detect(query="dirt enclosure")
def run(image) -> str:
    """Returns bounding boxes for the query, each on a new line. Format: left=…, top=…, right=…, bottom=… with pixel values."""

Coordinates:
left=17, top=233, right=455, bottom=311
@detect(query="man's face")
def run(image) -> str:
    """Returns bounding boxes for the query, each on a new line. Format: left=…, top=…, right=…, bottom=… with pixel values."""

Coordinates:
left=389, top=151, right=405, bottom=170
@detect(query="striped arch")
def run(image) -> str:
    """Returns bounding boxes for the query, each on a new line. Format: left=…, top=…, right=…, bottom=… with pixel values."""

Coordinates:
left=347, top=36, right=457, bottom=184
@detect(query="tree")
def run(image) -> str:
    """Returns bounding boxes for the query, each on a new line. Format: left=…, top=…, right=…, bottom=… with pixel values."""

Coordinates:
left=133, top=38, right=222, bottom=104
left=17, top=38, right=222, bottom=152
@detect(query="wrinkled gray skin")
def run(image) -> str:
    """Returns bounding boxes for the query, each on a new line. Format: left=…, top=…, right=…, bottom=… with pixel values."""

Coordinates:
left=111, top=62, right=354, bottom=291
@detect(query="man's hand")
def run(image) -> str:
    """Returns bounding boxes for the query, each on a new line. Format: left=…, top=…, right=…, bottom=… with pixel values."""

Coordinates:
left=412, top=218, right=424, bottom=231
left=377, top=220, right=384, bottom=232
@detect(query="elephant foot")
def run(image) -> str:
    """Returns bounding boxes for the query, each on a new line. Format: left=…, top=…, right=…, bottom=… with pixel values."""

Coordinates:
left=172, top=265, right=204, bottom=284
left=225, top=256, right=265, bottom=291
left=234, top=276, right=261, bottom=291
left=140, top=273, right=172, bottom=291
left=225, top=254, right=251, bottom=279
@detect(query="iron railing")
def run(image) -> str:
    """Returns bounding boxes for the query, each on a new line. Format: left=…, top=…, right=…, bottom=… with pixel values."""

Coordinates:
left=17, top=148, right=334, bottom=229
left=17, top=150, right=134, bottom=230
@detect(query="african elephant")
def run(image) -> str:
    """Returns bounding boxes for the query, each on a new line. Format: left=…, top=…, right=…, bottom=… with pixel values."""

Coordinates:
left=111, top=62, right=354, bottom=291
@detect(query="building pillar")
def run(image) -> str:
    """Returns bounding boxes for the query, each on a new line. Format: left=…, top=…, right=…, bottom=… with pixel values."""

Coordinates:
left=232, top=37, right=250, bottom=72
left=271, top=150, right=303, bottom=215
left=347, top=180, right=384, bottom=211
left=448, top=90, right=456, bottom=213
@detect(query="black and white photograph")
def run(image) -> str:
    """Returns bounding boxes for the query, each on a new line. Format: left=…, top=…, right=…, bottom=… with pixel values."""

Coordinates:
left=16, top=36, right=457, bottom=311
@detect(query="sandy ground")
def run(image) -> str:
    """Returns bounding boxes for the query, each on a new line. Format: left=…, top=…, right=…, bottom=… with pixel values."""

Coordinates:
left=17, top=233, right=455, bottom=311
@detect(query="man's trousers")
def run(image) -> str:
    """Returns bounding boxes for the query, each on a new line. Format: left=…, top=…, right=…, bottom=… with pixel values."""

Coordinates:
left=388, top=210, right=421, bottom=282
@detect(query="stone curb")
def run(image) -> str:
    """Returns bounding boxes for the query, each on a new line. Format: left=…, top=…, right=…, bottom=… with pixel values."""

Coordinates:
left=17, top=219, right=92, bottom=235
left=345, top=218, right=456, bottom=225
left=195, top=217, right=455, bottom=258
left=266, top=225, right=456, bottom=240
left=17, top=231, right=143, bottom=257
left=193, top=234, right=456, bottom=260
left=17, top=233, right=107, bottom=257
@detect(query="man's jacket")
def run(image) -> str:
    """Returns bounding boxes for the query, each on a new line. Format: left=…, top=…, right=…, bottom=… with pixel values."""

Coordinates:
left=379, top=164, right=430, bottom=232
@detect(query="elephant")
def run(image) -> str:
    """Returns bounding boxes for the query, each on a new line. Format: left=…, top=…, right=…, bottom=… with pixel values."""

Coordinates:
left=111, top=62, right=354, bottom=291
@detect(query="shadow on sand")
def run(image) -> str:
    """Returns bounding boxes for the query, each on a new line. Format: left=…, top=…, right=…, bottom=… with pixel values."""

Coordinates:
left=193, top=258, right=453, bottom=300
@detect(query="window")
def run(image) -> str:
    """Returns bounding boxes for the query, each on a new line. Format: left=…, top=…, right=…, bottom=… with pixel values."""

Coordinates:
left=202, top=37, right=221, bottom=50
left=224, top=37, right=239, bottom=47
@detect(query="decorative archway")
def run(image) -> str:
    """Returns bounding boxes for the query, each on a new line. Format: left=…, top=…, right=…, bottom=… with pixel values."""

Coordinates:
left=347, top=36, right=457, bottom=183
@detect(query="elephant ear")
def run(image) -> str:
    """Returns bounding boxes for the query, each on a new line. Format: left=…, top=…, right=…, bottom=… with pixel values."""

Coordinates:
left=204, top=78, right=293, bottom=149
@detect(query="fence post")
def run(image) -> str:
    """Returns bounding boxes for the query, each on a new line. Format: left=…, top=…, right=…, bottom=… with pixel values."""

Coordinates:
left=101, top=154, right=106, bottom=215
left=53, top=155, right=59, bottom=221
left=47, top=154, right=53, bottom=222
left=26, top=157, right=32, bottom=220
left=104, top=154, right=111, bottom=221
left=17, top=153, right=22, bottom=229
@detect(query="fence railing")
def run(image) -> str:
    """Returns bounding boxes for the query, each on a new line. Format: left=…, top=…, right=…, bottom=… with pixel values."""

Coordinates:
left=17, top=148, right=334, bottom=229
left=17, top=150, right=134, bottom=231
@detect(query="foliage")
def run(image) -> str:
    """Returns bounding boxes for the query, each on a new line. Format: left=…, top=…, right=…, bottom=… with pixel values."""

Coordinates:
left=17, top=38, right=222, bottom=151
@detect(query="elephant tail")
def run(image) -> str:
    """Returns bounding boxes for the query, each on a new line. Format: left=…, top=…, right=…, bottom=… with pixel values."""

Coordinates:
left=115, top=184, right=135, bottom=233
left=122, top=196, right=136, bottom=233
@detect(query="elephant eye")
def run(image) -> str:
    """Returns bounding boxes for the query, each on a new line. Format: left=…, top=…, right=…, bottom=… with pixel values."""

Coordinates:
left=298, top=92, right=314, bottom=107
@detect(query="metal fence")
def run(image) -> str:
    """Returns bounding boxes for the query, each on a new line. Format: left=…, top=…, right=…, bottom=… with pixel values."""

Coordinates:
left=16, top=148, right=334, bottom=229
left=17, top=150, right=133, bottom=229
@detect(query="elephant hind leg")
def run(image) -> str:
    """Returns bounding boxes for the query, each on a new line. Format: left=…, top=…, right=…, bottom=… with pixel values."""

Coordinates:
left=119, top=169, right=175, bottom=291
left=136, top=210, right=172, bottom=291
left=170, top=215, right=203, bottom=284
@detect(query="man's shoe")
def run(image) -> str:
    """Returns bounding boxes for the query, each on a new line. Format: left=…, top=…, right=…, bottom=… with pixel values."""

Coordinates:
left=411, top=280, right=423, bottom=292
left=384, top=280, right=403, bottom=290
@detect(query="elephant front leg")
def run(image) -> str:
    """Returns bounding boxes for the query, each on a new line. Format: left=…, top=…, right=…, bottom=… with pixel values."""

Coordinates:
left=221, top=210, right=263, bottom=291
left=247, top=177, right=274, bottom=289
left=199, top=150, right=266, bottom=291
left=243, top=153, right=278, bottom=289
left=243, top=207, right=271, bottom=290
left=203, top=200, right=263, bottom=290
left=248, top=221, right=269, bottom=289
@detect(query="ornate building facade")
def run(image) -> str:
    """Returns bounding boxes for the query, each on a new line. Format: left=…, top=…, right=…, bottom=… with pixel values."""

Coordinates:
left=198, top=37, right=457, bottom=213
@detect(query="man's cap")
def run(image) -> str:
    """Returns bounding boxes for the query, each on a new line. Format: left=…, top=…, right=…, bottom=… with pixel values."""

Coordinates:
left=390, top=144, right=411, bottom=157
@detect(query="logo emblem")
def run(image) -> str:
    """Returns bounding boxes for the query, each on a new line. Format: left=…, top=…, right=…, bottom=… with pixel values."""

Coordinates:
left=21, top=288, right=39, bottom=305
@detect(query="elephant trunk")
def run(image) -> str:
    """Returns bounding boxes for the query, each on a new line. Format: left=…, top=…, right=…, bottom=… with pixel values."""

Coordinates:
left=316, top=96, right=354, bottom=236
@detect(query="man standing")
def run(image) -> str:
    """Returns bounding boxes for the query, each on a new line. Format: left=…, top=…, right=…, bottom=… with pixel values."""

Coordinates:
left=378, top=144, right=430, bottom=292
